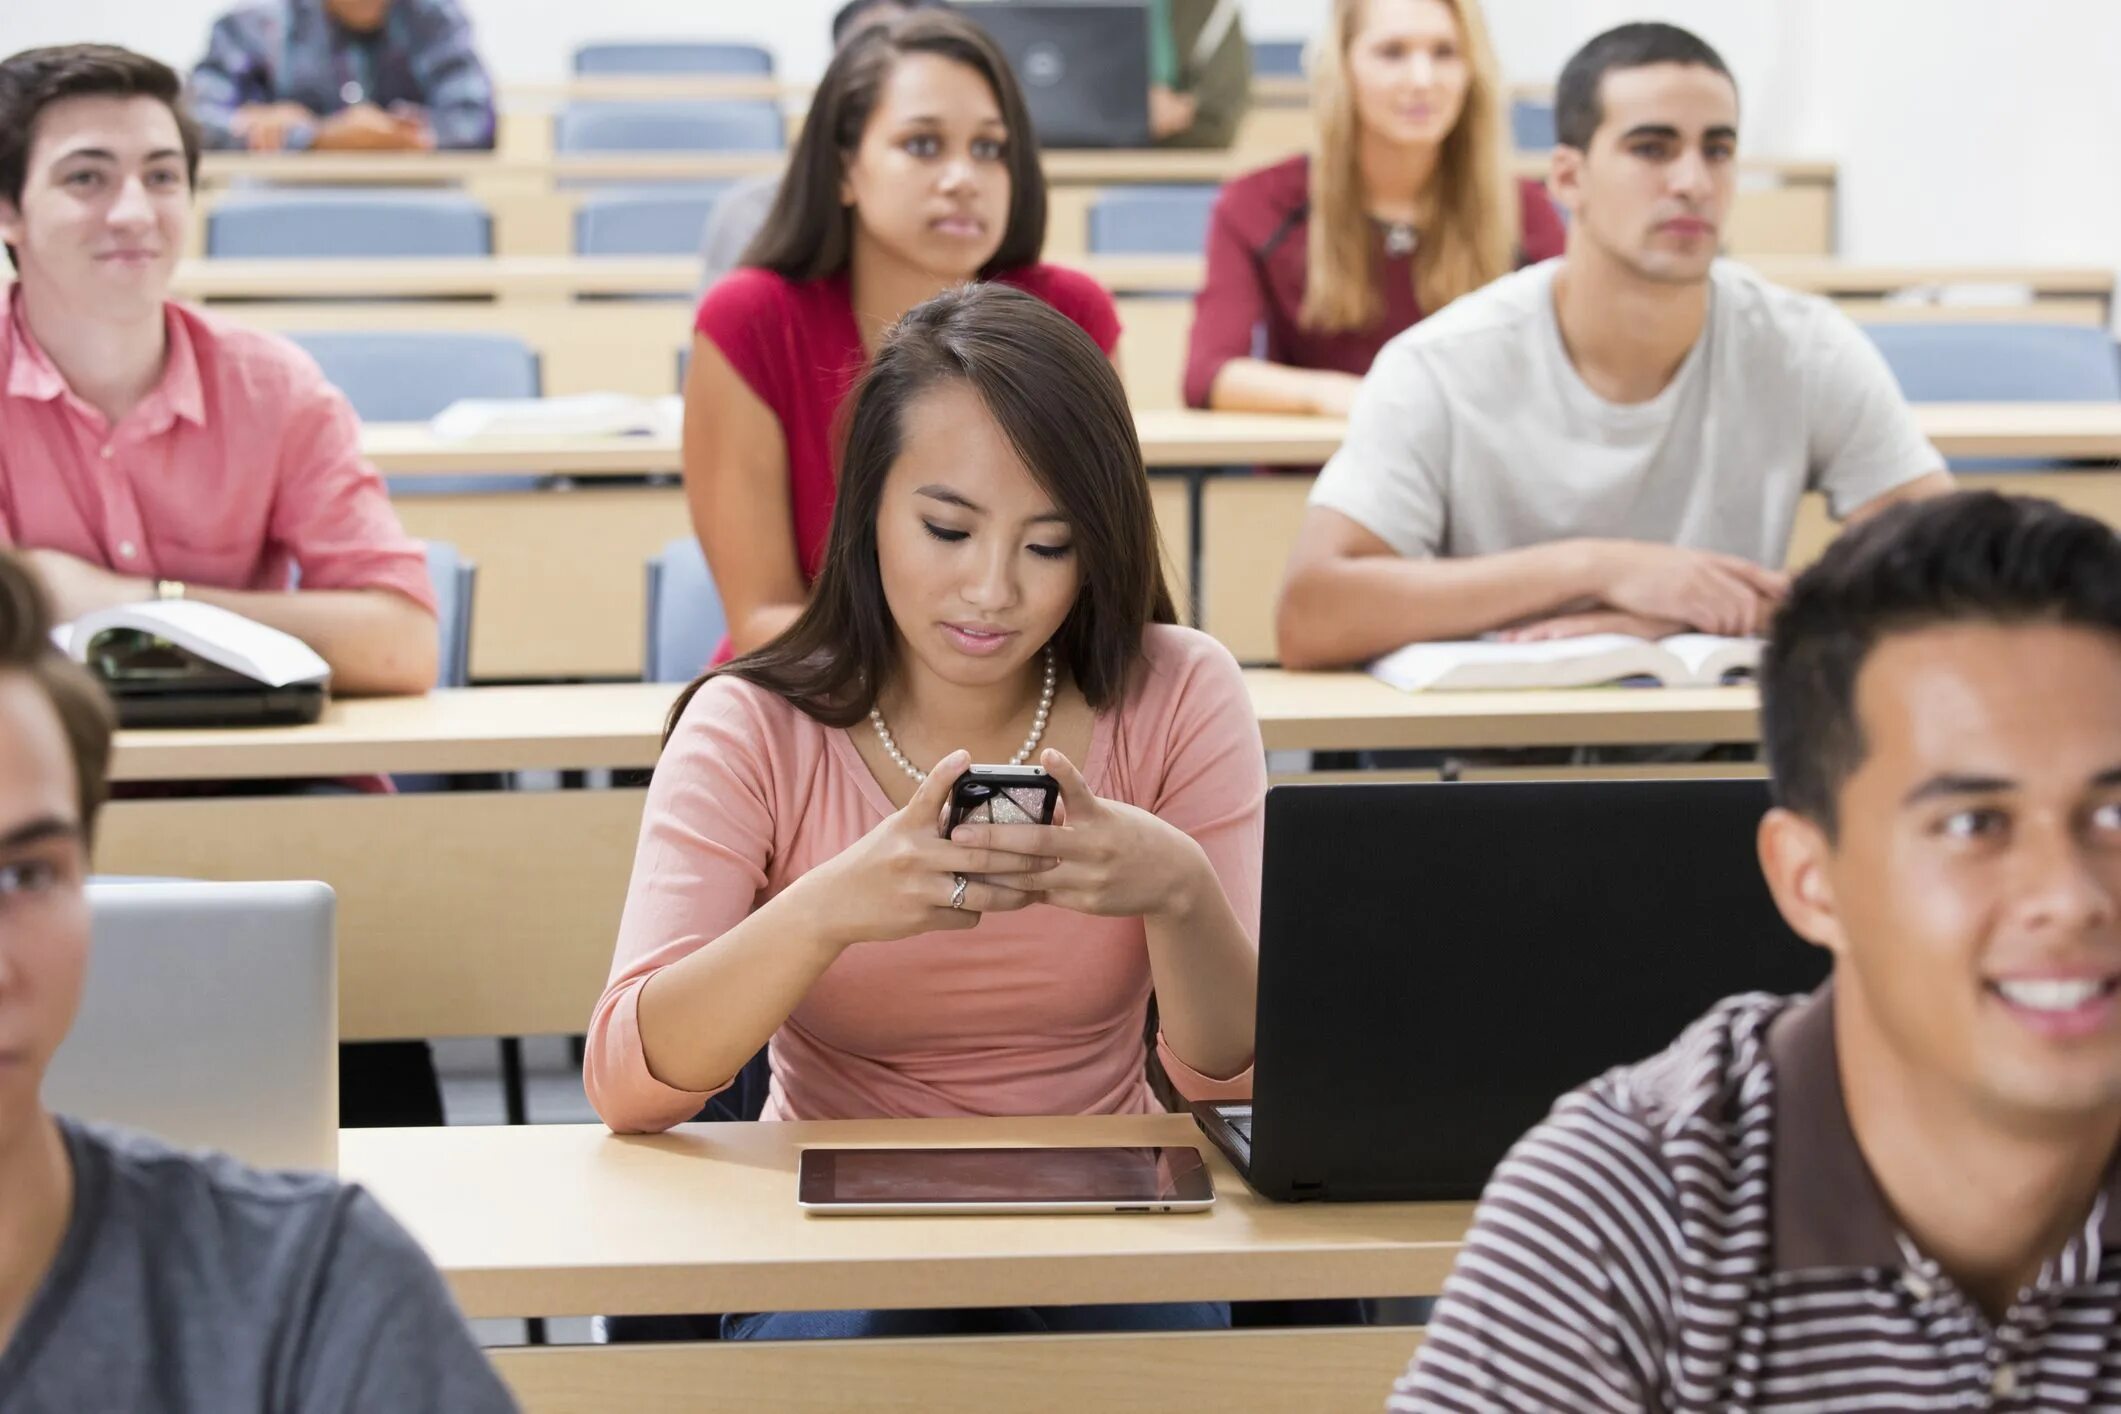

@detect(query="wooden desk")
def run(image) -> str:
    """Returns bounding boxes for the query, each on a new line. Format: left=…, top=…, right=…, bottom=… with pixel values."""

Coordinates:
left=357, top=409, right=2120, bottom=677
left=346, top=1115, right=1457, bottom=1413
left=95, top=676, right=1764, bottom=1040
left=165, top=251, right=2115, bottom=319
left=191, top=150, right=1838, bottom=259
left=107, top=677, right=1760, bottom=785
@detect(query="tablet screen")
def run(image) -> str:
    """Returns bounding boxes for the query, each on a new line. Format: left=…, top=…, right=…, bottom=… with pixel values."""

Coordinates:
left=799, top=1146, right=1213, bottom=1207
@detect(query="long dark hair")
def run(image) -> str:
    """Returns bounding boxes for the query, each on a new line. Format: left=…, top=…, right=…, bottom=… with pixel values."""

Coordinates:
left=740, top=10, right=1047, bottom=281
left=669, top=284, right=1177, bottom=742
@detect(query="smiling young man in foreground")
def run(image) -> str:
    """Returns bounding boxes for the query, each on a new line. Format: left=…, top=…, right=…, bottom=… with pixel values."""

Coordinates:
left=1394, top=491, right=2121, bottom=1410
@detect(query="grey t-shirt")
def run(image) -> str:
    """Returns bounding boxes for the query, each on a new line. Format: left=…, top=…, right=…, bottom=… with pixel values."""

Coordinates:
left=0, top=1117, right=517, bottom=1414
left=1310, top=258, right=1941, bottom=567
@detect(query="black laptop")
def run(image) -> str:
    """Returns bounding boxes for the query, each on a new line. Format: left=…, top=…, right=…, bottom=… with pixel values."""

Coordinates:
left=962, top=2, right=1153, bottom=148
left=1193, top=779, right=1829, bottom=1202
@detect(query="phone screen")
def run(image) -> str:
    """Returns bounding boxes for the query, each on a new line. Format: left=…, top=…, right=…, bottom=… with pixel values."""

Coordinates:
left=799, top=1146, right=1213, bottom=1207
left=947, top=769, right=1058, bottom=832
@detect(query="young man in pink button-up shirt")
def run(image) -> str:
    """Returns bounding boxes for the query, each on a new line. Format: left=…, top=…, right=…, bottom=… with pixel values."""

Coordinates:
left=0, top=43, right=437, bottom=696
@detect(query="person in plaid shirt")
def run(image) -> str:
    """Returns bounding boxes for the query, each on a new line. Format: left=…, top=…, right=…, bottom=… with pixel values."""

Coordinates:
left=189, top=0, right=494, bottom=152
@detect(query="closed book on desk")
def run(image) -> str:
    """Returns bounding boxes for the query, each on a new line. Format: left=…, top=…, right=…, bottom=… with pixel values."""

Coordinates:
left=54, top=601, right=330, bottom=727
left=1367, top=632, right=1761, bottom=692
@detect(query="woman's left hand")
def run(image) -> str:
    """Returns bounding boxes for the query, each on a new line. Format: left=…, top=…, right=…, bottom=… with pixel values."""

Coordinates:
left=950, top=749, right=1206, bottom=922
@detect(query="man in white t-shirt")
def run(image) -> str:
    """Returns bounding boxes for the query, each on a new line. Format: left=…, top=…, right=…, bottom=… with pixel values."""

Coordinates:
left=1277, top=22, right=1953, bottom=670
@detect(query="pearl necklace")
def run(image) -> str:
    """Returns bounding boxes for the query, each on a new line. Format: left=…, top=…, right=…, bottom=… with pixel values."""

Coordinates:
left=869, top=645, right=1057, bottom=784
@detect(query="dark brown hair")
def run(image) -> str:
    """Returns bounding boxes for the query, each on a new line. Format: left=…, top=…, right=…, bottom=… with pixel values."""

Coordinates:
left=740, top=10, right=1046, bottom=281
left=1761, top=491, right=2121, bottom=839
left=0, top=44, right=202, bottom=270
left=0, top=552, right=117, bottom=842
left=669, top=283, right=1175, bottom=740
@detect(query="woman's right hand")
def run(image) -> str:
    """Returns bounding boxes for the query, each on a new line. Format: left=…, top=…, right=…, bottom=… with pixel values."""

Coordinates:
left=793, top=751, right=1055, bottom=954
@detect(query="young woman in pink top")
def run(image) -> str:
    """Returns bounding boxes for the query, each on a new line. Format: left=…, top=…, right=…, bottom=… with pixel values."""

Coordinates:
left=686, top=12, right=1121, bottom=666
left=588, top=285, right=1261, bottom=1338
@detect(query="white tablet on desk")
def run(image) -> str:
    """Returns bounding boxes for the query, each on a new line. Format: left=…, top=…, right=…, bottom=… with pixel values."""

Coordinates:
left=797, top=1145, right=1215, bottom=1215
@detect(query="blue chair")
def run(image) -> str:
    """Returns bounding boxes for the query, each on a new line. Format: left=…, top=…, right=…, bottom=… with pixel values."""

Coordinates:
left=423, top=540, right=477, bottom=688
left=1862, top=324, right=2121, bottom=403
left=1087, top=184, right=1218, bottom=256
left=556, top=100, right=783, bottom=153
left=643, top=537, right=727, bottom=683
left=573, top=42, right=773, bottom=76
left=1252, top=40, right=1305, bottom=78
left=287, top=330, right=542, bottom=494
left=206, top=189, right=491, bottom=258
left=1511, top=99, right=1557, bottom=152
left=1864, top=323, right=2121, bottom=470
left=575, top=185, right=729, bottom=256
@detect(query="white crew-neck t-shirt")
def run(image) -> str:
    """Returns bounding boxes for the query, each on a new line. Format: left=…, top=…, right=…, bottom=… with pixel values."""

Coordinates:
left=1309, top=258, right=1940, bottom=566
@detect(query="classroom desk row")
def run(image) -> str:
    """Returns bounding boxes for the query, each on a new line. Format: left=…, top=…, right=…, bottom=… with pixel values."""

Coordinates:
left=350, top=411, right=2121, bottom=679
left=165, top=251, right=2121, bottom=320
left=348, top=1113, right=1463, bottom=1413
left=187, top=149, right=1840, bottom=260
left=99, top=675, right=1759, bottom=1042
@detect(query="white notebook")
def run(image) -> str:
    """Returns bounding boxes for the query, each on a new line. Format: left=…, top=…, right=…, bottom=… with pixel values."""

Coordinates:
left=429, top=393, right=682, bottom=441
left=52, top=601, right=331, bottom=689
left=1367, top=633, right=1762, bottom=693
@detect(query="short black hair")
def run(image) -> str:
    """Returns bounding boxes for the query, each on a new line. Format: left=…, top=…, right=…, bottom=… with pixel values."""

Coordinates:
left=1554, top=22, right=1735, bottom=151
left=831, top=0, right=944, bottom=47
left=0, top=44, right=201, bottom=270
left=1761, top=492, right=2121, bottom=838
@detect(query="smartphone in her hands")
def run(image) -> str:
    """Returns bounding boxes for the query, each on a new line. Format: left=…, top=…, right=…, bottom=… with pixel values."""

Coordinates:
left=946, top=764, right=1059, bottom=833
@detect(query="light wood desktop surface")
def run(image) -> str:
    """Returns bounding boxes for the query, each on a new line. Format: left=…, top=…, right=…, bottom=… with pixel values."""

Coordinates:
left=163, top=252, right=2116, bottom=310
left=96, top=675, right=1759, bottom=1040
left=356, top=409, right=2120, bottom=679
left=364, top=405, right=2121, bottom=481
left=107, top=677, right=1762, bottom=784
left=189, top=150, right=1838, bottom=260
left=343, top=1114, right=1471, bottom=1317
left=348, top=1114, right=1458, bottom=1412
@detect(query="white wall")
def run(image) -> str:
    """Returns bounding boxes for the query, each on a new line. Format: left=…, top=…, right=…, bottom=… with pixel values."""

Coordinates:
left=5, top=1, right=2118, bottom=272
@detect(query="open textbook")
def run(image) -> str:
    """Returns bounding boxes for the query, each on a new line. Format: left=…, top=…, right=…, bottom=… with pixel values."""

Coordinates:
left=53, top=601, right=330, bottom=689
left=430, top=393, right=683, bottom=441
left=1367, top=633, right=1763, bottom=693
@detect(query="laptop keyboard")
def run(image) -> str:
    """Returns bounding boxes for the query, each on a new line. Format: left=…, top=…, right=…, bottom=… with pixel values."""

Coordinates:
left=1224, top=1106, right=1254, bottom=1147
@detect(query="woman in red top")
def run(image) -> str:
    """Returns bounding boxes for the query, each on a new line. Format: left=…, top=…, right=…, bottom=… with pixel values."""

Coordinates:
left=687, top=12, right=1120, bottom=662
left=1184, top=0, right=1563, bottom=416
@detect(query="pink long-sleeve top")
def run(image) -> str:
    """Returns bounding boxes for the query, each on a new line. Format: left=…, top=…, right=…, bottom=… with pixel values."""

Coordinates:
left=586, top=624, right=1263, bottom=1132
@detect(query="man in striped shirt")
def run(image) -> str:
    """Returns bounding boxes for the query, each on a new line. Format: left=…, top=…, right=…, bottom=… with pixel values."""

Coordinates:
left=1394, top=490, right=2121, bottom=1411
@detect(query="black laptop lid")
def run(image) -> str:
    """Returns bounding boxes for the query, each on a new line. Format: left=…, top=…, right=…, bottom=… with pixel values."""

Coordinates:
left=964, top=2, right=1152, bottom=148
left=1249, top=779, right=1828, bottom=1201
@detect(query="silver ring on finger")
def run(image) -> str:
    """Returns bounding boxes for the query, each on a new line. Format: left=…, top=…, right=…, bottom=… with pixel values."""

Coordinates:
left=950, top=873, right=969, bottom=910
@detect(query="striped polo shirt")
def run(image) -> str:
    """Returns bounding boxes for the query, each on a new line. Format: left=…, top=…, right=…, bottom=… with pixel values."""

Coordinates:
left=1391, top=986, right=2121, bottom=1411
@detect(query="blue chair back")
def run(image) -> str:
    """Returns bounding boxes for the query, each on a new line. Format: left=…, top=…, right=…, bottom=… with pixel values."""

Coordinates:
left=1252, top=40, right=1305, bottom=77
left=643, top=537, right=727, bottom=683
left=422, top=540, right=476, bottom=688
left=1087, top=184, right=1218, bottom=255
left=1864, top=323, right=2121, bottom=471
left=574, top=42, right=773, bottom=76
left=1862, top=323, right=2121, bottom=403
left=288, top=330, right=540, bottom=422
left=289, top=331, right=541, bottom=494
left=1511, top=99, right=1557, bottom=151
left=206, top=189, right=491, bottom=258
left=575, top=185, right=729, bottom=256
left=556, top=100, right=783, bottom=153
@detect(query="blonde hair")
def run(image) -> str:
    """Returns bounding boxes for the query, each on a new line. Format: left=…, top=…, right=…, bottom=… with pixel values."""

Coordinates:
left=1302, top=0, right=1518, bottom=333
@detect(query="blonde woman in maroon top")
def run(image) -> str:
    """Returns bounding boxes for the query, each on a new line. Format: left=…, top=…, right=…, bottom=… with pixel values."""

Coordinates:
left=1184, top=0, right=1563, bottom=416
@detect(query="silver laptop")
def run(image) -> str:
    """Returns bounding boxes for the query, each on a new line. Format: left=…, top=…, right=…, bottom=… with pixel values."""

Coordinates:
left=44, top=880, right=338, bottom=1173
left=961, top=2, right=1153, bottom=147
